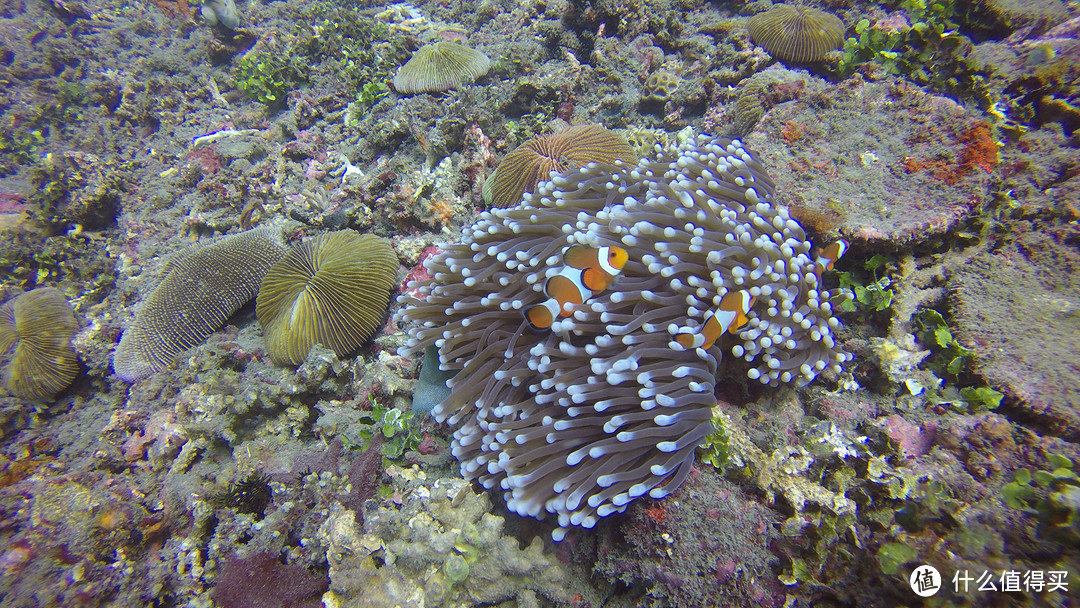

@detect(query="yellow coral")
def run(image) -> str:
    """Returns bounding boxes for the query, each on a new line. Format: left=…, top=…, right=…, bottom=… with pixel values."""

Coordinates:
left=256, top=231, right=398, bottom=366
left=0, top=287, right=80, bottom=400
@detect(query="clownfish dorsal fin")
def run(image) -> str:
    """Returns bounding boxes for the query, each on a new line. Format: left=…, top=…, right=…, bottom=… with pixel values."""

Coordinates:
left=562, top=246, right=595, bottom=270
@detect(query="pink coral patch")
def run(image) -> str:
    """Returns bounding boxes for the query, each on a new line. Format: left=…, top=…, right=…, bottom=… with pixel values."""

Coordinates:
left=401, top=245, right=443, bottom=300
left=0, top=191, right=26, bottom=214
left=884, top=414, right=937, bottom=458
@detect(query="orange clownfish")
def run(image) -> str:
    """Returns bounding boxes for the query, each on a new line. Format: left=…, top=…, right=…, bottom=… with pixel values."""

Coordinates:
left=675, top=290, right=754, bottom=349
left=814, top=239, right=849, bottom=273
left=525, top=245, right=628, bottom=330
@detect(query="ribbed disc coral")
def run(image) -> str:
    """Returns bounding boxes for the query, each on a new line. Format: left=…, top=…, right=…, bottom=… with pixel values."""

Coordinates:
left=482, top=124, right=636, bottom=209
left=112, top=226, right=289, bottom=382
left=393, top=41, right=491, bottom=94
left=748, top=4, right=845, bottom=63
left=397, top=133, right=851, bottom=539
left=256, top=231, right=398, bottom=366
left=0, top=287, right=79, bottom=400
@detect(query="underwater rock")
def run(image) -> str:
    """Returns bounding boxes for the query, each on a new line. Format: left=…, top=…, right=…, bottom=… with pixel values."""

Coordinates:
left=411, top=344, right=453, bottom=416
left=976, top=0, right=1069, bottom=34
left=992, top=126, right=1080, bottom=218
left=593, top=470, right=783, bottom=608
left=951, top=230, right=1080, bottom=441
left=745, top=76, right=995, bottom=245
left=212, top=553, right=327, bottom=608
left=27, top=151, right=125, bottom=233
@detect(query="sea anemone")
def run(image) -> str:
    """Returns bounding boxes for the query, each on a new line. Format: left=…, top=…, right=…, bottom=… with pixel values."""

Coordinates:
left=748, top=4, right=846, bottom=64
left=256, top=230, right=398, bottom=366
left=112, top=226, right=290, bottom=382
left=393, top=41, right=491, bottom=95
left=397, top=133, right=850, bottom=539
left=0, top=287, right=80, bottom=400
left=481, top=124, right=636, bottom=209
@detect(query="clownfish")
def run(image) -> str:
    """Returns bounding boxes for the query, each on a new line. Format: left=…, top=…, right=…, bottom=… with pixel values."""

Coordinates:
left=525, top=245, right=628, bottom=330
left=814, top=239, right=849, bottom=273
left=674, top=290, right=754, bottom=350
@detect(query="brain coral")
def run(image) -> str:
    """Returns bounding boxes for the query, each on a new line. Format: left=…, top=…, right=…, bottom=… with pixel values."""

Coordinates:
left=397, top=133, right=850, bottom=539
left=748, top=4, right=845, bottom=64
left=113, top=226, right=289, bottom=382
left=0, top=287, right=80, bottom=400
left=392, top=41, right=491, bottom=95
left=481, top=124, right=636, bottom=209
left=640, top=70, right=680, bottom=106
left=256, top=230, right=398, bottom=366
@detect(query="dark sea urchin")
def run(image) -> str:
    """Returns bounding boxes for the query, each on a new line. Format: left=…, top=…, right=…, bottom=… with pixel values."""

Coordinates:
left=396, top=133, right=850, bottom=539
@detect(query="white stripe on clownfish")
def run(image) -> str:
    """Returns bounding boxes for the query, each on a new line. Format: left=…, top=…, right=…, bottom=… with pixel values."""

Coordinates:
left=673, top=289, right=754, bottom=350
left=525, top=245, right=628, bottom=330
left=813, top=239, right=849, bottom=273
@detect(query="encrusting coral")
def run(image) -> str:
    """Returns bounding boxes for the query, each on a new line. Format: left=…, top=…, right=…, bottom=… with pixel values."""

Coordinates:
left=320, top=470, right=571, bottom=607
left=748, top=4, right=846, bottom=64
left=481, top=124, right=636, bottom=209
left=392, top=41, right=491, bottom=95
left=256, top=230, right=399, bottom=366
left=397, top=133, right=850, bottom=539
left=112, top=226, right=290, bottom=382
left=0, top=287, right=80, bottom=400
